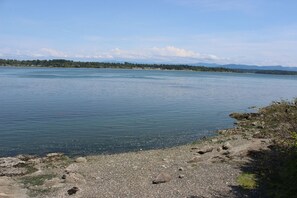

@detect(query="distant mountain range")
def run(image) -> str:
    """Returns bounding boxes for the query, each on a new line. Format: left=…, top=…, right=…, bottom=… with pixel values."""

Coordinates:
left=192, top=63, right=297, bottom=72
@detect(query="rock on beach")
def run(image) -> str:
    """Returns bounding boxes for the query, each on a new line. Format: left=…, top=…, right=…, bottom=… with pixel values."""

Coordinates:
left=152, top=173, right=172, bottom=184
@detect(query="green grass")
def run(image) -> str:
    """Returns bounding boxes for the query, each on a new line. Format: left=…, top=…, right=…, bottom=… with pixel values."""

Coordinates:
left=21, top=174, right=56, bottom=186
left=237, top=173, right=257, bottom=190
left=25, top=165, right=38, bottom=174
left=14, top=163, right=38, bottom=175
left=44, top=155, right=73, bottom=169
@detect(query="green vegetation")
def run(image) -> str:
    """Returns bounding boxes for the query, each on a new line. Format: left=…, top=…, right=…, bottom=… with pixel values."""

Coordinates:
left=21, top=174, right=56, bottom=186
left=1, top=58, right=297, bottom=75
left=237, top=173, right=257, bottom=190
left=233, top=99, right=297, bottom=197
left=20, top=174, right=57, bottom=197
left=256, top=99, right=297, bottom=141
left=21, top=164, right=38, bottom=175
left=43, top=155, right=73, bottom=169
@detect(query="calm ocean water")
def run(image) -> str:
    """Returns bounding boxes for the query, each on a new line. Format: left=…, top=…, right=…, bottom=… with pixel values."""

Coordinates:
left=0, top=67, right=297, bottom=157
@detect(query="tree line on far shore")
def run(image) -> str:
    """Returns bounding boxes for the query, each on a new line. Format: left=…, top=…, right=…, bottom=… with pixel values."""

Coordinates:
left=1, top=58, right=297, bottom=75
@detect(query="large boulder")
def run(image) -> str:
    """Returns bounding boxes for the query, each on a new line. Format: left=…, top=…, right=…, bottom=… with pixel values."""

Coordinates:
left=0, top=157, right=29, bottom=176
left=230, top=112, right=260, bottom=120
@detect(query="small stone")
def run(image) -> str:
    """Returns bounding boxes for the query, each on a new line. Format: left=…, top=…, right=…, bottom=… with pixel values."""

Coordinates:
left=222, top=151, right=231, bottom=156
left=44, top=153, right=64, bottom=162
left=222, top=142, right=232, bottom=150
left=46, top=153, right=63, bottom=158
left=218, top=129, right=227, bottom=134
left=28, top=158, right=42, bottom=164
left=65, top=164, right=79, bottom=174
left=201, top=136, right=207, bottom=140
left=152, top=173, right=172, bottom=184
left=16, top=154, right=37, bottom=161
left=261, top=139, right=269, bottom=143
left=65, top=173, right=86, bottom=184
left=75, top=157, right=87, bottom=163
left=178, top=167, right=184, bottom=171
left=251, top=121, right=264, bottom=129
left=197, top=147, right=213, bottom=155
left=62, top=174, right=66, bottom=179
left=67, top=187, right=79, bottom=195
left=211, top=138, right=218, bottom=143
left=217, top=147, right=222, bottom=152
left=178, top=174, right=185, bottom=179
left=161, top=165, right=167, bottom=168
left=229, top=112, right=249, bottom=120
left=187, top=156, right=202, bottom=163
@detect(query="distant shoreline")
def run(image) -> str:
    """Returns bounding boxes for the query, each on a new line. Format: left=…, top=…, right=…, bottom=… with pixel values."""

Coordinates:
left=1, top=58, right=297, bottom=75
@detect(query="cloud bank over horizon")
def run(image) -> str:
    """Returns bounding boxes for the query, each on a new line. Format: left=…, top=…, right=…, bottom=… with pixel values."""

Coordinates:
left=0, top=46, right=227, bottom=64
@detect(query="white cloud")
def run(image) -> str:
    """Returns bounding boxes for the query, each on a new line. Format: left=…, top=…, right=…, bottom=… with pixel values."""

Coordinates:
left=38, top=48, right=68, bottom=58
left=110, top=48, right=150, bottom=59
left=1, top=41, right=296, bottom=66
left=0, top=45, right=227, bottom=64
left=0, top=48, right=68, bottom=59
left=150, top=46, right=221, bottom=61
left=88, top=46, right=225, bottom=63
left=151, top=46, right=196, bottom=57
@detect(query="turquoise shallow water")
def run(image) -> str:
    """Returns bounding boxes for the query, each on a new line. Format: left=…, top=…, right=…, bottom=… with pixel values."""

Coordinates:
left=0, top=67, right=297, bottom=157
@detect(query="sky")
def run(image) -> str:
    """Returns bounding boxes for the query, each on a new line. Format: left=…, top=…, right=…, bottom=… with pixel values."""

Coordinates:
left=0, top=0, right=297, bottom=66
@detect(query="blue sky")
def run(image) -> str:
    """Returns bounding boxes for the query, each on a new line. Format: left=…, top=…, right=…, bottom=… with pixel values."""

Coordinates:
left=0, top=0, right=297, bottom=66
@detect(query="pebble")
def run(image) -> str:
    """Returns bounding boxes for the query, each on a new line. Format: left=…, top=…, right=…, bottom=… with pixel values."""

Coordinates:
left=46, top=153, right=63, bottom=158
left=75, top=157, right=87, bottom=163
left=67, top=187, right=79, bottom=195
left=211, top=138, right=218, bottom=143
left=178, top=174, right=185, bottom=179
left=222, top=142, right=232, bottom=150
left=187, top=156, right=202, bottom=163
left=65, top=164, right=79, bottom=174
left=152, top=173, right=172, bottom=184
left=197, top=147, right=213, bottom=155
left=65, top=173, right=86, bottom=184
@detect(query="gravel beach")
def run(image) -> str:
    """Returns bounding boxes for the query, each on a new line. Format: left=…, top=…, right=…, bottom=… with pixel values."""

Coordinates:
left=0, top=131, right=271, bottom=198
